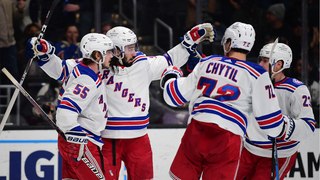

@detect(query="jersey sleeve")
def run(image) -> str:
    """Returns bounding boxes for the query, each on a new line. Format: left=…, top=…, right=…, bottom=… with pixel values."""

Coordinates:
left=252, top=72, right=284, bottom=137
left=163, top=63, right=201, bottom=107
left=147, top=44, right=191, bottom=81
left=38, top=54, right=78, bottom=81
left=56, top=75, right=97, bottom=132
left=288, top=85, right=316, bottom=141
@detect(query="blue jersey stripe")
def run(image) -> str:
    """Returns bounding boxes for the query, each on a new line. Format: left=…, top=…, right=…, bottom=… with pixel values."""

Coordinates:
left=256, top=110, right=282, bottom=121
left=166, top=82, right=180, bottom=106
left=192, top=109, right=246, bottom=134
left=275, top=87, right=294, bottom=93
left=173, top=81, right=187, bottom=103
left=194, top=99, right=247, bottom=122
left=57, top=105, right=78, bottom=113
left=106, top=124, right=148, bottom=130
left=108, top=115, right=149, bottom=121
left=63, top=97, right=82, bottom=113
left=164, top=53, right=173, bottom=66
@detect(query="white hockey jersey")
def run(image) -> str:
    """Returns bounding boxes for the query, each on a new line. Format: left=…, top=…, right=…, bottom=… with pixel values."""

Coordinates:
left=244, top=77, right=315, bottom=158
left=163, top=55, right=284, bottom=138
left=55, top=63, right=108, bottom=147
left=39, top=44, right=190, bottom=139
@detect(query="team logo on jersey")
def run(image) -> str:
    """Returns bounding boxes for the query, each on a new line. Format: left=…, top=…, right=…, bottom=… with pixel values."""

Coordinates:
left=293, top=79, right=303, bottom=85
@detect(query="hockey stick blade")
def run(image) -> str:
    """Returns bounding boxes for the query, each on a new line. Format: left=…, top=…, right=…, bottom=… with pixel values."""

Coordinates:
left=269, top=38, right=279, bottom=79
left=1, top=68, right=66, bottom=139
left=0, top=0, right=61, bottom=135
left=269, top=37, right=279, bottom=63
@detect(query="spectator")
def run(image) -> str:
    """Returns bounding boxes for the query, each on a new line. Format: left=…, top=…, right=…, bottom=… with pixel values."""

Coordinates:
left=262, top=3, right=292, bottom=45
left=13, top=0, right=32, bottom=43
left=0, top=0, right=26, bottom=84
left=54, top=25, right=81, bottom=59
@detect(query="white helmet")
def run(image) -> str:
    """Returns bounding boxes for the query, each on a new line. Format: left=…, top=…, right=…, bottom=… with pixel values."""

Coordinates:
left=221, top=22, right=255, bottom=53
left=259, top=42, right=292, bottom=73
left=80, top=33, right=114, bottom=60
left=80, top=33, right=114, bottom=71
left=106, top=26, right=138, bottom=64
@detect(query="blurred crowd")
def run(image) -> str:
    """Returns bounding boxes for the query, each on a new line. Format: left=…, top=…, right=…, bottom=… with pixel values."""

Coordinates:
left=0, top=0, right=318, bottom=126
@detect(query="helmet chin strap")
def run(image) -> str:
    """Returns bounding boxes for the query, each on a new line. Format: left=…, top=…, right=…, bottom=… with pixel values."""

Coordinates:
left=89, top=56, right=104, bottom=72
left=271, top=65, right=285, bottom=79
left=98, top=60, right=103, bottom=72
left=114, top=49, right=125, bottom=65
left=116, top=55, right=124, bottom=65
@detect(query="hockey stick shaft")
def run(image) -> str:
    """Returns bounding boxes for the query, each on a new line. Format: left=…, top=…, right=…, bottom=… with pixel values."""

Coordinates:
left=37, top=0, right=61, bottom=41
left=0, top=0, right=61, bottom=134
left=1, top=68, right=66, bottom=139
left=269, top=37, right=280, bottom=180
left=271, top=138, right=280, bottom=180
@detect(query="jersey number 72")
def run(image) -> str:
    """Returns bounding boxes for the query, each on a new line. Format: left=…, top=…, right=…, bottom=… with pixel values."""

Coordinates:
left=197, top=76, right=240, bottom=101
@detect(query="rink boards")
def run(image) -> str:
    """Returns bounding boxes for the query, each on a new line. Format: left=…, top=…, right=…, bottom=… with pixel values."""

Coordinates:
left=0, top=128, right=319, bottom=180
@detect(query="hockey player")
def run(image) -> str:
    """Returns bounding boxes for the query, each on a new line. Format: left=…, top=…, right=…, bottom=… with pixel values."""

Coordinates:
left=27, top=24, right=215, bottom=179
left=236, top=43, right=316, bottom=180
left=27, top=33, right=114, bottom=179
left=160, top=22, right=287, bottom=179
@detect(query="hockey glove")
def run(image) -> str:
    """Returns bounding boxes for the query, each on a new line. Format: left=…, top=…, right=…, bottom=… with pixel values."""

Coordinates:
left=160, top=66, right=183, bottom=89
left=64, top=127, right=88, bottom=161
left=277, top=115, right=295, bottom=141
left=181, top=23, right=215, bottom=52
left=26, top=37, right=55, bottom=62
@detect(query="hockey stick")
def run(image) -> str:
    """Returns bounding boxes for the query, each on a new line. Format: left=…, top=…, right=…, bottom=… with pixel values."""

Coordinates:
left=1, top=68, right=65, bottom=139
left=271, top=138, right=280, bottom=180
left=0, top=0, right=61, bottom=135
left=269, top=38, right=280, bottom=180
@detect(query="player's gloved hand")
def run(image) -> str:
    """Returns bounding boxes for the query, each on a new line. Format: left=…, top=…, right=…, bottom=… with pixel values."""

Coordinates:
left=26, top=37, right=55, bottom=62
left=277, top=115, right=295, bottom=141
left=64, top=127, right=88, bottom=161
left=181, top=23, right=215, bottom=52
left=160, top=66, right=183, bottom=89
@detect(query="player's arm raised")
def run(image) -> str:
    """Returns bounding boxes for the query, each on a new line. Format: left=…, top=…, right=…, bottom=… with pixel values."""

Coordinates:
left=26, top=37, right=77, bottom=81
left=147, top=23, right=215, bottom=80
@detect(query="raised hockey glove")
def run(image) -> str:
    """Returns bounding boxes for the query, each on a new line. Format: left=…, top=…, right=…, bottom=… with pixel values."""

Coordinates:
left=64, top=127, right=88, bottom=161
left=160, top=66, right=183, bottom=89
left=181, top=23, right=215, bottom=52
left=26, top=37, right=55, bottom=62
left=277, top=115, right=295, bottom=141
